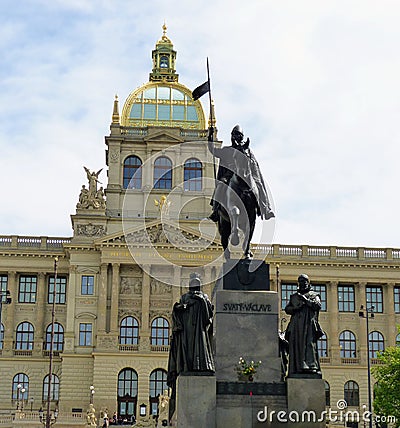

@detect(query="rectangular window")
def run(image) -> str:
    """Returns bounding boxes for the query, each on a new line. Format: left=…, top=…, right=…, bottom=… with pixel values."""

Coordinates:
left=18, top=275, right=37, bottom=303
left=338, top=285, right=355, bottom=312
left=281, top=283, right=298, bottom=309
left=366, top=285, right=383, bottom=313
left=395, top=287, right=400, bottom=313
left=79, top=323, right=92, bottom=346
left=313, top=284, right=327, bottom=311
left=0, top=275, right=7, bottom=302
left=48, top=276, right=67, bottom=304
left=81, top=276, right=94, bottom=295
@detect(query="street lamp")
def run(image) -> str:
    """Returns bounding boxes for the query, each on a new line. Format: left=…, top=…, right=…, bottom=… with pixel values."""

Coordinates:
left=16, top=384, right=22, bottom=410
left=139, top=403, right=147, bottom=417
left=359, top=304, right=374, bottom=428
left=90, top=385, right=95, bottom=404
left=44, top=257, right=59, bottom=427
left=21, top=388, right=26, bottom=411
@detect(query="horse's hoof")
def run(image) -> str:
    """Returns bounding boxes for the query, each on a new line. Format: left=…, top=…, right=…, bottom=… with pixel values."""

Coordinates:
left=231, top=234, right=239, bottom=246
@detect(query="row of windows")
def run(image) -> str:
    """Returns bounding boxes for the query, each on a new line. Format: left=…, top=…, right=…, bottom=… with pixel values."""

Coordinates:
left=0, top=275, right=96, bottom=304
left=1, top=317, right=170, bottom=350
left=281, top=283, right=400, bottom=313
left=318, top=331, right=400, bottom=358
left=123, top=156, right=202, bottom=191
left=11, top=368, right=167, bottom=417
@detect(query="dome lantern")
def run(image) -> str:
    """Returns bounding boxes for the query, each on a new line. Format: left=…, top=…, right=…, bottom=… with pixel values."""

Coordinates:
left=149, top=24, right=179, bottom=83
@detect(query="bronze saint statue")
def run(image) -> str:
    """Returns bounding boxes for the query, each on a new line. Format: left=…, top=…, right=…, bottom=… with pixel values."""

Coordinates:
left=167, top=273, right=215, bottom=422
left=284, top=274, right=324, bottom=377
left=208, top=125, right=274, bottom=259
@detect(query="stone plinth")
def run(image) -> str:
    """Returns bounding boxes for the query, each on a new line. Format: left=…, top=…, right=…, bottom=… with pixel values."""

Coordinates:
left=216, top=259, right=270, bottom=291
left=287, top=378, right=325, bottom=428
left=175, top=375, right=216, bottom=428
left=214, top=290, right=281, bottom=383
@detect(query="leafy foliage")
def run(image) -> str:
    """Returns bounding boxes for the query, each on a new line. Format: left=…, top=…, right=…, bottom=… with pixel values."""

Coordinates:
left=372, top=330, right=400, bottom=428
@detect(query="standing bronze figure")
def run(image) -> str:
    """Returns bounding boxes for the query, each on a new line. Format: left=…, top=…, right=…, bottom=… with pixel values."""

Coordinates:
left=208, top=125, right=274, bottom=259
left=284, top=274, right=324, bottom=377
left=167, top=273, right=215, bottom=422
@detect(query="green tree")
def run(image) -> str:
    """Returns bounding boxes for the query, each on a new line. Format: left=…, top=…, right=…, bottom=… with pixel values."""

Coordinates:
left=372, top=330, right=400, bottom=428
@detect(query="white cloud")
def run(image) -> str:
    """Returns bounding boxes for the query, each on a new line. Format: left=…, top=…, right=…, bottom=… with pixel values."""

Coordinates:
left=1, top=0, right=400, bottom=247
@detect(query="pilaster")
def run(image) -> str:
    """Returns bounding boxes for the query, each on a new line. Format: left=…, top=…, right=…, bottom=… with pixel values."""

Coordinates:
left=110, top=263, right=120, bottom=333
left=140, top=266, right=151, bottom=352
left=3, top=271, right=16, bottom=354
left=327, top=281, right=340, bottom=365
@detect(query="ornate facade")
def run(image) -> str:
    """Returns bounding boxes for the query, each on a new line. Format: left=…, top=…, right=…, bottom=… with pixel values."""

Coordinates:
left=0, top=27, right=398, bottom=426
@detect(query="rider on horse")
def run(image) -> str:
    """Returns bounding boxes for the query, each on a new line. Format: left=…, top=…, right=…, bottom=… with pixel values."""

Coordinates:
left=207, top=125, right=274, bottom=223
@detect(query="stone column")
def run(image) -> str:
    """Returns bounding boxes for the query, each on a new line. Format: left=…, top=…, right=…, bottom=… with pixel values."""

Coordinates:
left=97, top=264, right=108, bottom=333
left=384, top=282, right=396, bottom=346
left=3, top=271, right=16, bottom=355
left=64, top=266, right=77, bottom=352
left=172, top=266, right=182, bottom=307
left=357, top=282, right=368, bottom=366
left=34, top=272, right=47, bottom=355
left=139, top=266, right=151, bottom=352
left=110, top=263, right=120, bottom=333
left=327, top=281, right=340, bottom=365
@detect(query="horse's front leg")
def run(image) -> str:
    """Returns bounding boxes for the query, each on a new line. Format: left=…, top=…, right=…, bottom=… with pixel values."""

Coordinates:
left=230, top=206, right=240, bottom=246
left=243, top=207, right=256, bottom=258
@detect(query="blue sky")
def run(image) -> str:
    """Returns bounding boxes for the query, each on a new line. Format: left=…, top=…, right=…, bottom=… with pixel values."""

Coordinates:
left=1, top=0, right=400, bottom=248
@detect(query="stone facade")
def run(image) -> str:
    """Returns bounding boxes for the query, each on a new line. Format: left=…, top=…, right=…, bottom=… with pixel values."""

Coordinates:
left=0, top=28, right=399, bottom=427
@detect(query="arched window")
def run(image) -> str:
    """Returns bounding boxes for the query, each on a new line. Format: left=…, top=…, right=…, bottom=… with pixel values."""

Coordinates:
left=344, top=381, right=359, bottom=406
left=119, top=317, right=139, bottom=345
left=149, top=369, right=168, bottom=416
left=118, top=368, right=138, bottom=423
left=12, top=373, right=29, bottom=401
left=0, top=323, right=4, bottom=350
left=396, top=333, right=400, bottom=347
left=123, top=156, right=142, bottom=189
left=151, top=318, right=169, bottom=346
left=154, top=157, right=172, bottom=189
left=15, top=322, right=34, bottom=350
left=318, top=335, right=328, bottom=358
left=339, top=330, right=356, bottom=358
left=45, top=323, right=64, bottom=352
left=43, top=374, right=60, bottom=401
left=184, top=158, right=202, bottom=191
left=369, top=331, right=384, bottom=358
left=324, top=381, right=330, bottom=406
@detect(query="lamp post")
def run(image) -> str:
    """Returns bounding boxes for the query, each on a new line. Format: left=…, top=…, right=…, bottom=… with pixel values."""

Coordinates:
left=362, top=404, right=367, bottom=428
left=139, top=403, right=147, bottom=417
left=89, top=385, right=95, bottom=404
left=21, top=388, right=26, bottom=411
left=16, top=384, right=22, bottom=410
left=359, top=304, right=374, bottom=428
left=44, top=257, right=59, bottom=427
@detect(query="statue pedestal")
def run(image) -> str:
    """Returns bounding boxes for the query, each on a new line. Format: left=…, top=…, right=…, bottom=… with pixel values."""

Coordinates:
left=174, top=374, right=216, bottom=428
left=214, top=289, right=281, bottom=383
left=287, top=378, right=325, bottom=428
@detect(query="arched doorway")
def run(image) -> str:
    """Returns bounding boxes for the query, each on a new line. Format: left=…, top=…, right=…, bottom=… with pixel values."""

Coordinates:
left=117, top=368, right=138, bottom=423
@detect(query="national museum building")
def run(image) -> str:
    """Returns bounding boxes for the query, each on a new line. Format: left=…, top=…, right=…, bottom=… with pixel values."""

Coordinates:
left=0, top=27, right=399, bottom=426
